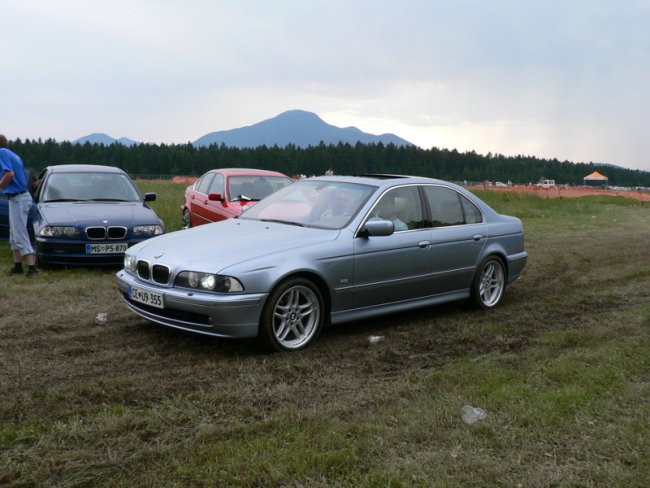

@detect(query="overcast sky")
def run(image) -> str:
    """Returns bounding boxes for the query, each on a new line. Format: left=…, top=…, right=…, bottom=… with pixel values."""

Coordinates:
left=2, top=0, right=649, bottom=171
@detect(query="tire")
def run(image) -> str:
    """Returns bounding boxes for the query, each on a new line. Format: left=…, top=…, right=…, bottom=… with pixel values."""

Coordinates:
left=471, top=256, right=506, bottom=309
left=259, top=277, right=324, bottom=352
left=181, top=208, right=192, bottom=229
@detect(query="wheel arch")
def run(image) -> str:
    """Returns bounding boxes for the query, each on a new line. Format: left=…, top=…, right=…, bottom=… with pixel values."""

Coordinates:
left=264, top=270, right=332, bottom=325
left=257, top=270, right=330, bottom=351
left=479, top=245, right=510, bottom=281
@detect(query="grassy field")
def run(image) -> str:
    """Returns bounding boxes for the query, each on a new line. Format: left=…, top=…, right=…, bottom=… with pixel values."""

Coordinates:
left=1, top=182, right=648, bottom=487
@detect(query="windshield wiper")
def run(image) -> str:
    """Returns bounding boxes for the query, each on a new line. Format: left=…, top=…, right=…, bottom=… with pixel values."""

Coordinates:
left=260, top=219, right=304, bottom=227
left=231, top=194, right=258, bottom=202
left=87, top=198, right=130, bottom=202
left=43, top=198, right=82, bottom=202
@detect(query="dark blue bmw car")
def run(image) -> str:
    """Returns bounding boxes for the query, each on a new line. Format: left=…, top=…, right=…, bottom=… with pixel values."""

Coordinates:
left=0, top=164, right=165, bottom=266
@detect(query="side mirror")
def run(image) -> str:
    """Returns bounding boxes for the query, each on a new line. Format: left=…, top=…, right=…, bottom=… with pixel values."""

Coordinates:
left=359, top=219, right=394, bottom=237
left=144, top=193, right=156, bottom=202
left=208, top=193, right=223, bottom=201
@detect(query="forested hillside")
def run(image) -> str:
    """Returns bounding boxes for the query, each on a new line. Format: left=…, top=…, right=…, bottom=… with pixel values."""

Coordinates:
left=10, top=138, right=650, bottom=187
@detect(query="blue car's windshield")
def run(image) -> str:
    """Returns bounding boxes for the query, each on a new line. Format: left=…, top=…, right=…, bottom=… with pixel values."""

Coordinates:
left=42, top=172, right=142, bottom=203
left=239, top=179, right=376, bottom=229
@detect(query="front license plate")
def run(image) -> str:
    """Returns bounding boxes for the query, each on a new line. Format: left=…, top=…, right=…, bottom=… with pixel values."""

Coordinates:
left=129, top=285, right=164, bottom=309
left=86, top=243, right=128, bottom=254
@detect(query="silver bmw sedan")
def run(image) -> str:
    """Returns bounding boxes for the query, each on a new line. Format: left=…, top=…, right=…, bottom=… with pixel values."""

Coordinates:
left=116, top=174, right=527, bottom=351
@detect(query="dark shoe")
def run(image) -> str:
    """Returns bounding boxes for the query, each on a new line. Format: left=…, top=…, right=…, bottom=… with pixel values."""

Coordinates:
left=9, top=267, right=23, bottom=276
left=26, top=268, right=39, bottom=279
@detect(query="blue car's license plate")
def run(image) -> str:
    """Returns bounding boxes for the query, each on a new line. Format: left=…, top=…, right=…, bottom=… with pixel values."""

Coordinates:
left=86, top=243, right=128, bottom=254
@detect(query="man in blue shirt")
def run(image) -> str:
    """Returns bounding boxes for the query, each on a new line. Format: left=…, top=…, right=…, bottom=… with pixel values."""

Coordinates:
left=0, top=134, right=37, bottom=277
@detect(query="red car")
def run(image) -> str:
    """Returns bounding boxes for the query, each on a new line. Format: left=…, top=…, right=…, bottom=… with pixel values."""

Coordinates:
left=181, top=168, right=293, bottom=228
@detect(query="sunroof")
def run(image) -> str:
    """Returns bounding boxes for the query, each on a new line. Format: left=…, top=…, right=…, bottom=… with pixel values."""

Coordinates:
left=353, top=174, right=409, bottom=180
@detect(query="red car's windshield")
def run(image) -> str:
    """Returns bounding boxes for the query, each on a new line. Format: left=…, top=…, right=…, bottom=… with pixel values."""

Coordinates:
left=228, top=175, right=292, bottom=201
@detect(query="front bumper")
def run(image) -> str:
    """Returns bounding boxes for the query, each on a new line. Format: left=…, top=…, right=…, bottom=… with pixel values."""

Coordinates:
left=36, top=237, right=149, bottom=266
left=115, top=269, right=266, bottom=338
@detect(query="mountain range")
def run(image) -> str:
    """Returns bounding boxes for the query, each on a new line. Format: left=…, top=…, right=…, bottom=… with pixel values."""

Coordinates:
left=74, top=110, right=413, bottom=148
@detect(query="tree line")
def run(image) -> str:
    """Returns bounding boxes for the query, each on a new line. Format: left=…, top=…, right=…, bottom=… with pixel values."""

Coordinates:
left=9, top=138, right=650, bottom=187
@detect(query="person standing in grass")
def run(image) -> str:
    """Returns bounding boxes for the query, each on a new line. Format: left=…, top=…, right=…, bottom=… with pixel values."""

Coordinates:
left=0, top=134, right=37, bottom=277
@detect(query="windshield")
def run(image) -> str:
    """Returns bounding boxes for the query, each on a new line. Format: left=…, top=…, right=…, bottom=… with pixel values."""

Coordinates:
left=42, top=172, right=142, bottom=202
left=239, top=179, right=376, bottom=229
left=227, top=175, right=293, bottom=201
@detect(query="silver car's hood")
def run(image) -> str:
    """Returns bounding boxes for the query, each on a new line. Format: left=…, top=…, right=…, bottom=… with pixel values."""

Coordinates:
left=129, top=218, right=339, bottom=272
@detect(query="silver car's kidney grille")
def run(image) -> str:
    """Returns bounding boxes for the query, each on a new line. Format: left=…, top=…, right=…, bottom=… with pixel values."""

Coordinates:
left=137, top=260, right=150, bottom=280
left=86, top=226, right=105, bottom=239
left=152, top=264, right=170, bottom=284
left=107, top=226, right=127, bottom=239
left=136, top=260, right=169, bottom=284
left=86, top=226, right=127, bottom=240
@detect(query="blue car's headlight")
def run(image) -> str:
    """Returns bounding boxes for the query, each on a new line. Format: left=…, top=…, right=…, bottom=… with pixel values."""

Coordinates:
left=124, top=254, right=137, bottom=273
left=175, top=271, right=244, bottom=293
left=133, top=224, right=164, bottom=236
left=39, top=226, right=79, bottom=238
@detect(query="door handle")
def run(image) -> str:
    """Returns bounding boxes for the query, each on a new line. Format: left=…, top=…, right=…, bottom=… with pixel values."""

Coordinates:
left=418, top=240, right=431, bottom=249
left=473, top=234, right=484, bottom=241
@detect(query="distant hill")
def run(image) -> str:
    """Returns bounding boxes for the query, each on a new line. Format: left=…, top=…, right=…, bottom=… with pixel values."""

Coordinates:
left=73, top=110, right=413, bottom=149
left=74, top=133, right=140, bottom=146
left=192, top=110, right=413, bottom=148
left=593, top=162, right=626, bottom=171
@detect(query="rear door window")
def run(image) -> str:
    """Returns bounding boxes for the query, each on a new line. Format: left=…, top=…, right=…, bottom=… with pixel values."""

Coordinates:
left=423, top=186, right=467, bottom=226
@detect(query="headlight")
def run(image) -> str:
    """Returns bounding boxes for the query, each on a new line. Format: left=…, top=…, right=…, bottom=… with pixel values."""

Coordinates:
left=175, top=271, right=244, bottom=293
left=124, top=254, right=137, bottom=273
left=39, top=226, right=79, bottom=238
left=133, top=224, right=164, bottom=236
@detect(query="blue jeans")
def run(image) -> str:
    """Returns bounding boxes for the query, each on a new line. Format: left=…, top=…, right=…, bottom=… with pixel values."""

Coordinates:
left=9, top=192, right=34, bottom=256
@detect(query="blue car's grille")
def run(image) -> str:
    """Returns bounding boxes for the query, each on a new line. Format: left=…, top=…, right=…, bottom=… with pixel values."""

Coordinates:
left=85, top=226, right=127, bottom=240
left=107, top=226, right=127, bottom=239
left=86, top=227, right=105, bottom=239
